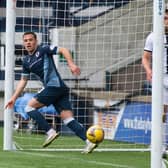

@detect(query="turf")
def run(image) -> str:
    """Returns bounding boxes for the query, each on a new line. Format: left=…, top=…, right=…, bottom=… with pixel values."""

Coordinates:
left=0, top=127, right=155, bottom=168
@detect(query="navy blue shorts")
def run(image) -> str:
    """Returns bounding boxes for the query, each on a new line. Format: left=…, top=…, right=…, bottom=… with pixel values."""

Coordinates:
left=34, top=87, right=72, bottom=114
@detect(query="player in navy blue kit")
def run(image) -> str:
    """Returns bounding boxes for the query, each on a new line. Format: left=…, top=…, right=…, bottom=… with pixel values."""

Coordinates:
left=5, top=32, right=97, bottom=153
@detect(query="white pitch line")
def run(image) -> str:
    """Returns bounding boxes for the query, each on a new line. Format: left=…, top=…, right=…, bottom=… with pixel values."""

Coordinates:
left=18, top=151, right=135, bottom=168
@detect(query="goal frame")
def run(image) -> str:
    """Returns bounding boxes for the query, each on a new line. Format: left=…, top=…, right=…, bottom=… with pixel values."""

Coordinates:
left=3, top=1, right=165, bottom=167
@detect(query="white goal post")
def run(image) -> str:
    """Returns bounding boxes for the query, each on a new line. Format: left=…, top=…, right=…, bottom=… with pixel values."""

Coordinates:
left=3, top=0, right=16, bottom=150
left=151, top=0, right=164, bottom=168
left=3, top=0, right=166, bottom=167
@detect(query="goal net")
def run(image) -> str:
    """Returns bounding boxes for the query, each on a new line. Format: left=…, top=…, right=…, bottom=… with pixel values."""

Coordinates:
left=4, top=0, right=165, bottom=153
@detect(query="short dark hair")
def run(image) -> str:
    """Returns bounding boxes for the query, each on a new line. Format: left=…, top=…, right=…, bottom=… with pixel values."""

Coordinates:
left=23, top=32, right=37, bottom=39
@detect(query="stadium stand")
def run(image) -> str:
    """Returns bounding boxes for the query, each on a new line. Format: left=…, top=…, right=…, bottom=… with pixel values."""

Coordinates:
left=0, top=0, right=131, bottom=31
left=0, top=0, right=131, bottom=83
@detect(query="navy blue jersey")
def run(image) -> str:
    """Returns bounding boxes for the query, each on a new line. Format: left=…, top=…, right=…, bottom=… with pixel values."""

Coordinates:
left=22, top=45, right=66, bottom=87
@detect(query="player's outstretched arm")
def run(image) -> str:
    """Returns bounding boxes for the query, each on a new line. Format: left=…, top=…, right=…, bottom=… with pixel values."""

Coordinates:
left=58, top=47, right=81, bottom=76
left=5, top=77, right=28, bottom=109
left=142, top=51, right=152, bottom=82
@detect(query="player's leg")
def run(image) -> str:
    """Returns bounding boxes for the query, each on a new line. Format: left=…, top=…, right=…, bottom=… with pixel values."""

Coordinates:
left=25, top=98, right=51, bottom=131
left=56, top=92, right=97, bottom=153
left=60, top=110, right=86, bottom=140
left=25, top=88, right=60, bottom=147
left=60, top=110, right=97, bottom=153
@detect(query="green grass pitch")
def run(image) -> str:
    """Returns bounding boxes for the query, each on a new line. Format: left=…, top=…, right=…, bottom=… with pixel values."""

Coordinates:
left=0, top=127, right=157, bottom=168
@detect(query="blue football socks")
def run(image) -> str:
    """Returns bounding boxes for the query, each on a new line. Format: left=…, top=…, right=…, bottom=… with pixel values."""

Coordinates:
left=27, top=110, right=51, bottom=132
left=67, top=119, right=86, bottom=141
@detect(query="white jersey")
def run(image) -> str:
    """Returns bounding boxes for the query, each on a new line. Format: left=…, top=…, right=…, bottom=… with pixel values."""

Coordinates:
left=144, top=32, right=168, bottom=74
left=144, top=32, right=168, bottom=105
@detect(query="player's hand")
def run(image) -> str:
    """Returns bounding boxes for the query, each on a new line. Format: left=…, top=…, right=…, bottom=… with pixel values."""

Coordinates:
left=5, top=99, right=15, bottom=109
left=146, top=69, right=152, bottom=82
left=69, top=63, right=81, bottom=76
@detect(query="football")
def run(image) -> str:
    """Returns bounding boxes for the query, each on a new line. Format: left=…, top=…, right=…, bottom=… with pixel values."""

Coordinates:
left=86, top=125, right=104, bottom=143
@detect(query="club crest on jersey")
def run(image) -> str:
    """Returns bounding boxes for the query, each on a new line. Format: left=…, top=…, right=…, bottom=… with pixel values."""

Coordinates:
left=50, top=45, right=55, bottom=50
left=35, top=51, right=40, bottom=57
